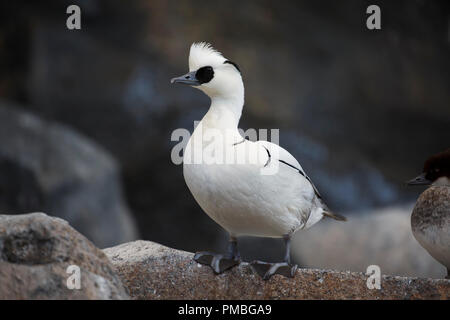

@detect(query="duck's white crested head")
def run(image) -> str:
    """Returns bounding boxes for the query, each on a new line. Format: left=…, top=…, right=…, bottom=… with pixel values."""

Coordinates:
left=189, top=42, right=226, bottom=71
left=171, top=42, right=243, bottom=103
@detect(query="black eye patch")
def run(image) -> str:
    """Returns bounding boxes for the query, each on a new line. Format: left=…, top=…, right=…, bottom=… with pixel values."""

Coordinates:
left=195, top=66, right=214, bottom=84
left=224, top=60, right=241, bottom=73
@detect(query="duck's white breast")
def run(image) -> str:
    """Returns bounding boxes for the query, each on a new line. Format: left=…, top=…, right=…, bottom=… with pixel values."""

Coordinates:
left=183, top=137, right=318, bottom=238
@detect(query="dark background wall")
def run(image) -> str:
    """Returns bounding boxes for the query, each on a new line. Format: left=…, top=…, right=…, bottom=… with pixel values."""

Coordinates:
left=0, top=0, right=449, bottom=260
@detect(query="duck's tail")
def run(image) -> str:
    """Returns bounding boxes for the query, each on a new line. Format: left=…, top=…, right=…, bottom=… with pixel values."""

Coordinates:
left=323, top=210, right=347, bottom=221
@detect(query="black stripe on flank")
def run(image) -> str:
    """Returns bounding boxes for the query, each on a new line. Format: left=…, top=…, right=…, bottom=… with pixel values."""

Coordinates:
left=263, top=146, right=271, bottom=167
left=224, top=60, right=241, bottom=73
left=279, top=160, right=304, bottom=176
left=279, top=160, right=322, bottom=199
left=232, top=138, right=246, bottom=146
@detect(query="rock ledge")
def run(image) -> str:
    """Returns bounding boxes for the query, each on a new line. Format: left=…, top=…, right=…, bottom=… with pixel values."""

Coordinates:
left=104, top=240, right=450, bottom=300
left=0, top=213, right=129, bottom=299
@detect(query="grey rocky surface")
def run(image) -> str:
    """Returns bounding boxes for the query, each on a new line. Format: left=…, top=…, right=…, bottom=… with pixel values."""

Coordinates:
left=1, top=212, right=447, bottom=300
left=0, top=213, right=130, bottom=299
left=0, top=102, right=137, bottom=248
left=104, top=240, right=450, bottom=300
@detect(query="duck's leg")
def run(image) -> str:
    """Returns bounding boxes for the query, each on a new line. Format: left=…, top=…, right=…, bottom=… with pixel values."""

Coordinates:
left=447, top=268, right=449, bottom=280
left=250, top=234, right=298, bottom=280
left=194, top=236, right=241, bottom=274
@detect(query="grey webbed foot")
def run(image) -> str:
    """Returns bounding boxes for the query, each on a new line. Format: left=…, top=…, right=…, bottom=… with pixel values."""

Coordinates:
left=193, top=237, right=241, bottom=274
left=194, top=252, right=241, bottom=274
left=250, top=260, right=298, bottom=280
left=250, top=234, right=297, bottom=280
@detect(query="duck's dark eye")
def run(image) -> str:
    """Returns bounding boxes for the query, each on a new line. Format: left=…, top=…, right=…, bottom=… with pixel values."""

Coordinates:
left=196, top=66, right=214, bottom=84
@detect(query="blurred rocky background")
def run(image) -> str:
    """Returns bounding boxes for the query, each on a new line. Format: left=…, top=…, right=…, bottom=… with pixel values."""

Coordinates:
left=0, top=0, right=448, bottom=276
